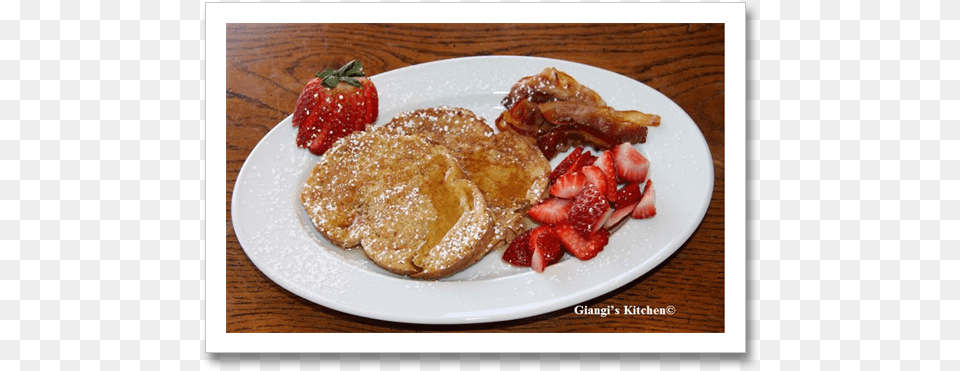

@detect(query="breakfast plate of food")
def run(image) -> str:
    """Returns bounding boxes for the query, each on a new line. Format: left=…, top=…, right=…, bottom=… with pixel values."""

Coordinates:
left=231, top=56, right=714, bottom=324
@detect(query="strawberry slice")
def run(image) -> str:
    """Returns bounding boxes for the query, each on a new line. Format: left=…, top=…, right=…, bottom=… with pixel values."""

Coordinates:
left=572, top=152, right=598, bottom=173
left=567, top=183, right=611, bottom=236
left=555, top=223, right=610, bottom=261
left=527, top=197, right=572, bottom=225
left=529, top=226, right=563, bottom=273
left=605, top=204, right=634, bottom=229
left=292, top=78, right=326, bottom=147
left=503, top=228, right=537, bottom=267
left=292, top=60, right=379, bottom=156
left=581, top=165, right=616, bottom=202
left=549, top=171, right=586, bottom=199
left=612, top=142, right=650, bottom=183
left=549, top=147, right=585, bottom=183
left=354, top=79, right=379, bottom=131
left=593, top=150, right=618, bottom=185
left=615, top=182, right=643, bottom=208
left=307, top=102, right=348, bottom=155
left=631, top=179, right=657, bottom=219
left=605, top=182, right=642, bottom=228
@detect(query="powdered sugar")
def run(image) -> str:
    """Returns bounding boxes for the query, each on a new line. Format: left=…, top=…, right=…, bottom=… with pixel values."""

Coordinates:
left=298, top=127, right=498, bottom=279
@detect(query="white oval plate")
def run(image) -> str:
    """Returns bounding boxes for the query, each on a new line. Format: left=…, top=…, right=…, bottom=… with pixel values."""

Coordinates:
left=232, top=56, right=714, bottom=325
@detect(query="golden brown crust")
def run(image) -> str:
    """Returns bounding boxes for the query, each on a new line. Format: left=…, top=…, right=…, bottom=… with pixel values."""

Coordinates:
left=410, top=182, right=496, bottom=280
left=301, top=107, right=550, bottom=280
left=300, top=129, right=494, bottom=279
left=383, top=107, right=551, bottom=252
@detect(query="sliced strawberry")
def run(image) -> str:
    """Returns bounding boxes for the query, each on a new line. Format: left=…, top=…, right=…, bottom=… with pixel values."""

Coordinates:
left=631, top=179, right=657, bottom=219
left=326, top=91, right=360, bottom=146
left=572, top=152, right=598, bottom=173
left=581, top=165, right=616, bottom=202
left=603, top=183, right=640, bottom=229
left=293, top=80, right=327, bottom=148
left=292, top=78, right=324, bottom=128
left=605, top=202, right=635, bottom=229
left=549, top=147, right=585, bottom=183
left=503, top=228, right=536, bottom=267
left=529, top=226, right=563, bottom=273
left=291, top=60, right=379, bottom=156
left=306, top=103, right=334, bottom=155
left=555, top=223, right=610, bottom=261
left=604, top=183, right=639, bottom=228
left=614, top=182, right=642, bottom=209
left=296, top=114, right=323, bottom=148
left=593, top=150, right=618, bottom=185
left=356, top=78, right=379, bottom=131
left=527, top=197, right=572, bottom=225
left=567, top=183, right=610, bottom=236
left=339, top=89, right=359, bottom=134
left=598, top=208, right=613, bottom=230
left=612, top=142, right=650, bottom=183
left=298, top=81, right=338, bottom=150
left=308, top=112, right=337, bottom=155
left=550, top=171, right=586, bottom=199
left=367, top=80, right=380, bottom=128
left=333, top=77, right=377, bottom=133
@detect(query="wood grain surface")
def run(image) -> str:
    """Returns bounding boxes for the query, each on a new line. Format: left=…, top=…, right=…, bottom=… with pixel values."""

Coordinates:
left=226, top=23, right=725, bottom=333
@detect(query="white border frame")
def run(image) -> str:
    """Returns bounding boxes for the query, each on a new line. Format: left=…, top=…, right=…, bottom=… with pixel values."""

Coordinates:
left=206, top=2, right=746, bottom=353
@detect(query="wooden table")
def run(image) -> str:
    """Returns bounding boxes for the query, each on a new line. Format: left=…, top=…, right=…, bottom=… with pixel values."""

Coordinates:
left=226, top=23, right=725, bottom=333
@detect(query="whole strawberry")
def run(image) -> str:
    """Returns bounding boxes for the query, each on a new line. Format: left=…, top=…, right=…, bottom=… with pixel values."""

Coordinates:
left=292, top=60, right=379, bottom=156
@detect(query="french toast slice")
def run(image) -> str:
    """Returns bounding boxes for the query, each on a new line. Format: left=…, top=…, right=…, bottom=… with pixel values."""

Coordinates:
left=383, top=107, right=552, bottom=255
left=300, top=129, right=495, bottom=279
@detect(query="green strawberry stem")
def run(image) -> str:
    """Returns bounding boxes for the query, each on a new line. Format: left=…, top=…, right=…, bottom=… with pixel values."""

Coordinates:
left=315, top=59, right=366, bottom=88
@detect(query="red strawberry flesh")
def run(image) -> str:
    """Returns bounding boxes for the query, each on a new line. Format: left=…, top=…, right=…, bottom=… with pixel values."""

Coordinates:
left=612, top=142, right=650, bottom=183
left=566, top=183, right=610, bottom=236
left=604, top=182, right=641, bottom=228
left=555, top=223, right=609, bottom=261
left=527, top=197, right=572, bottom=225
left=291, top=60, right=379, bottom=156
left=593, top=150, right=617, bottom=185
left=605, top=202, right=636, bottom=229
left=631, top=179, right=657, bottom=219
left=293, top=79, right=327, bottom=148
left=503, top=228, right=536, bottom=267
left=529, top=226, right=563, bottom=273
left=292, top=78, right=323, bottom=128
left=357, top=79, right=379, bottom=131
left=571, top=152, right=598, bottom=173
left=581, top=165, right=616, bottom=202
left=549, top=147, right=585, bottom=183
left=614, top=182, right=642, bottom=209
left=549, top=171, right=586, bottom=199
